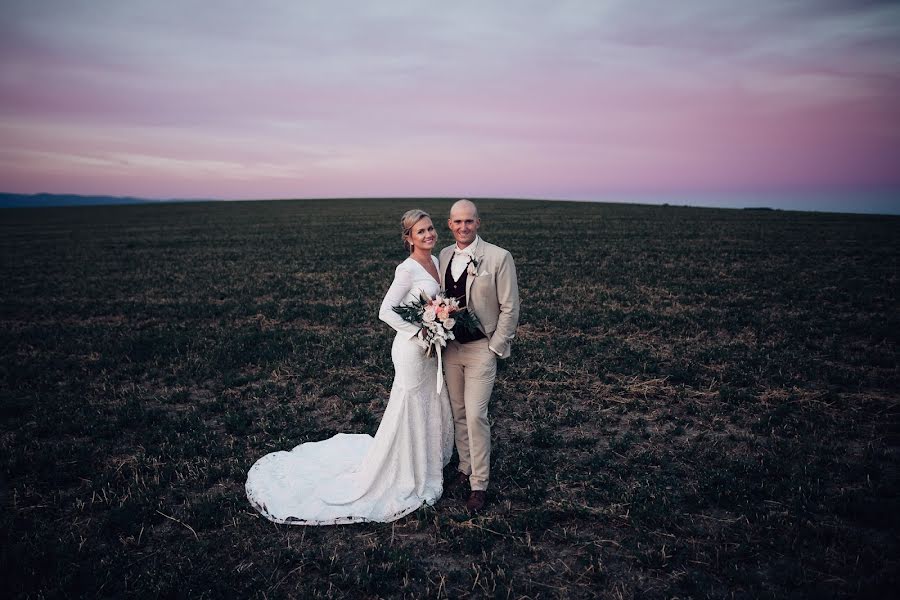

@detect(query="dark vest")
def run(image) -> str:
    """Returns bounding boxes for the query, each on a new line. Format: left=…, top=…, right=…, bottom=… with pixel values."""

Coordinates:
left=445, top=258, right=486, bottom=344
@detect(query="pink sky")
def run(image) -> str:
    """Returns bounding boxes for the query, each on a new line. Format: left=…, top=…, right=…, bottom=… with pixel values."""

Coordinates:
left=1, top=1, right=899, bottom=202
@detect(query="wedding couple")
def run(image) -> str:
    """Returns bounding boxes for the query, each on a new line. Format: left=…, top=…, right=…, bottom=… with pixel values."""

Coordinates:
left=245, top=199, right=519, bottom=524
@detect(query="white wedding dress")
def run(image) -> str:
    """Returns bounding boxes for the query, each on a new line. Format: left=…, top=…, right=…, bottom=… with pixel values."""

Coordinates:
left=245, top=256, right=454, bottom=525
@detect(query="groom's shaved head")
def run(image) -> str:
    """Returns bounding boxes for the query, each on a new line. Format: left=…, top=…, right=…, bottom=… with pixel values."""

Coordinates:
left=450, top=199, right=479, bottom=219
left=448, top=199, right=480, bottom=248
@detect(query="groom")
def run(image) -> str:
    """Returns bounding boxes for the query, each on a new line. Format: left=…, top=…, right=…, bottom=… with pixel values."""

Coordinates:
left=440, top=199, right=519, bottom=513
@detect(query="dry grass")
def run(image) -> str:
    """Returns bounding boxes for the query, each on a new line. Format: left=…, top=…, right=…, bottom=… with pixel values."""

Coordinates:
left=1, top=198, right=898, bottom=598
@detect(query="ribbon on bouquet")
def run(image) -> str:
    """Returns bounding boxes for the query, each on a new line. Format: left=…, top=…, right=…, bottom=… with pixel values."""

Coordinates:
left=435, top=344, right=444, bottom=394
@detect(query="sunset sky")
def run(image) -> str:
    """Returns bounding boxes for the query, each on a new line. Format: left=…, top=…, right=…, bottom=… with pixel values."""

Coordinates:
left=1, top=1, right=899, bottom=210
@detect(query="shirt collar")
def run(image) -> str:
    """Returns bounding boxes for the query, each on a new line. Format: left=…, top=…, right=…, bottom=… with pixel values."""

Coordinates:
left=454, top=235, right=480, bottom=256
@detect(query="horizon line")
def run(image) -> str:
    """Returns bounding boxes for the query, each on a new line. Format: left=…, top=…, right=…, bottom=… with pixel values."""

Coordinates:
left=1, top=190, right=898, bottom=216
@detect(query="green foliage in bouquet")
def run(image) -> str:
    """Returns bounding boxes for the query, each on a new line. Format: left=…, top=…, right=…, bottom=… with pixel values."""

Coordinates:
left=392, top=291, right=481, bottom=339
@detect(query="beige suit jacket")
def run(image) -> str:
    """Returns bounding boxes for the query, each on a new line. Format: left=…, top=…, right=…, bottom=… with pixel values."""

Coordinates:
left=439, top=238, right=520, bottom=359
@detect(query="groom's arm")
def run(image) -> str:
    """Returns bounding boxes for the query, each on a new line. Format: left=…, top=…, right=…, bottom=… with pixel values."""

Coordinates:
left=488, top=250, right=519, bottom=358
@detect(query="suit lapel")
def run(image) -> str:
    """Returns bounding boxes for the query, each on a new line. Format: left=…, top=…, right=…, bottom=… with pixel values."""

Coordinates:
left=464, top=243, right=485, bottom=307
left=439, top=247, right=451, bottom=290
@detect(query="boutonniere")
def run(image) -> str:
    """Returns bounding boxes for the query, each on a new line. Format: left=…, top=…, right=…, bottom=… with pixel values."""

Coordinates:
left=467, top=257, right=480, bottom=277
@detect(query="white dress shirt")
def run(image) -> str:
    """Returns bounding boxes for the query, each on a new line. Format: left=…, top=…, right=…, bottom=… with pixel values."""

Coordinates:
left=450, top=235, right=480, bottom=282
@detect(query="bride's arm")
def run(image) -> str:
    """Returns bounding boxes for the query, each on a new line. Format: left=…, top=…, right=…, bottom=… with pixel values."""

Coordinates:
left=379, top=264, right=424, bottom=340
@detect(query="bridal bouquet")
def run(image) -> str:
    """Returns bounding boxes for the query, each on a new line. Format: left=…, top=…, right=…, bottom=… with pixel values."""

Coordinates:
left=393, top=291, right=480, bottom=392
left=393, top=292, right=480, bottom=358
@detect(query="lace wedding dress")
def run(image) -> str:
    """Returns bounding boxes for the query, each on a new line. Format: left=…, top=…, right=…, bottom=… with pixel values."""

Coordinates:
left=245, top=256, right=454, bottom=525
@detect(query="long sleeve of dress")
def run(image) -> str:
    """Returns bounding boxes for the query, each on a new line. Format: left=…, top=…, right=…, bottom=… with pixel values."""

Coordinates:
left=379, top=264, right=424, bottom=341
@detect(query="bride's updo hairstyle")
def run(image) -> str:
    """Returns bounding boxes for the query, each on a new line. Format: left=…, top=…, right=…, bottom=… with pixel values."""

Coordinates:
left=401, top=209, right=433, bottom=253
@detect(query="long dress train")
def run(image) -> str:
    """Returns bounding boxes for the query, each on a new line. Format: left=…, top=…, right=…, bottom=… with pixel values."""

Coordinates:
left=245, top=256, right=453, bottom=525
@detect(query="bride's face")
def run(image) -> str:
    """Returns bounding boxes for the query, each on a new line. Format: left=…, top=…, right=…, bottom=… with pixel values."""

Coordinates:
left=408, top=217, right=436, bottom=252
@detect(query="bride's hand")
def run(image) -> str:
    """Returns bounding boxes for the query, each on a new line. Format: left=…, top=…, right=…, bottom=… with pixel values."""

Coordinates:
left=413, top=332, right=429, bottom=351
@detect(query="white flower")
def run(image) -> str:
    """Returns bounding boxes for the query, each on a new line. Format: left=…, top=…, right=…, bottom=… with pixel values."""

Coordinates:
left=423, top=307, right=436, bottom=323
left=467, top=261, right=477, bottom=277
left=443, top=317, right=456, bottom=330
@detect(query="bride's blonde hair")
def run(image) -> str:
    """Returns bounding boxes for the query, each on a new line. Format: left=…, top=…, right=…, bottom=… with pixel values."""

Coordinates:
left=400, top=209, right=434, bottom=253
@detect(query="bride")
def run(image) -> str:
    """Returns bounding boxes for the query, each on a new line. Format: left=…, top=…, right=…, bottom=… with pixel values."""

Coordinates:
left=245, top=210, right=454, bottom=525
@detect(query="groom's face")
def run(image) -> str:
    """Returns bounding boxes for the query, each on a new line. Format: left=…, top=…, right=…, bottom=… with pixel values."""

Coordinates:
left=448, top=205, right=480, bottom=248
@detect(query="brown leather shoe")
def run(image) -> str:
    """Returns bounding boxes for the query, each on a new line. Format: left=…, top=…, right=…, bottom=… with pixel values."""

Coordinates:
left=466, top=490, right=486, bottom=513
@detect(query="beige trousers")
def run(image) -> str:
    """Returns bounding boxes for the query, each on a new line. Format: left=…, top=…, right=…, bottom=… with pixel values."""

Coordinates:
left=442, top=338, right=497, bottom=491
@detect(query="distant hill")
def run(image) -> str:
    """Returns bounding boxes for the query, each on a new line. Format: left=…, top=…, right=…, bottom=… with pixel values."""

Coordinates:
left=0, top=193, right=184, bottom=208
